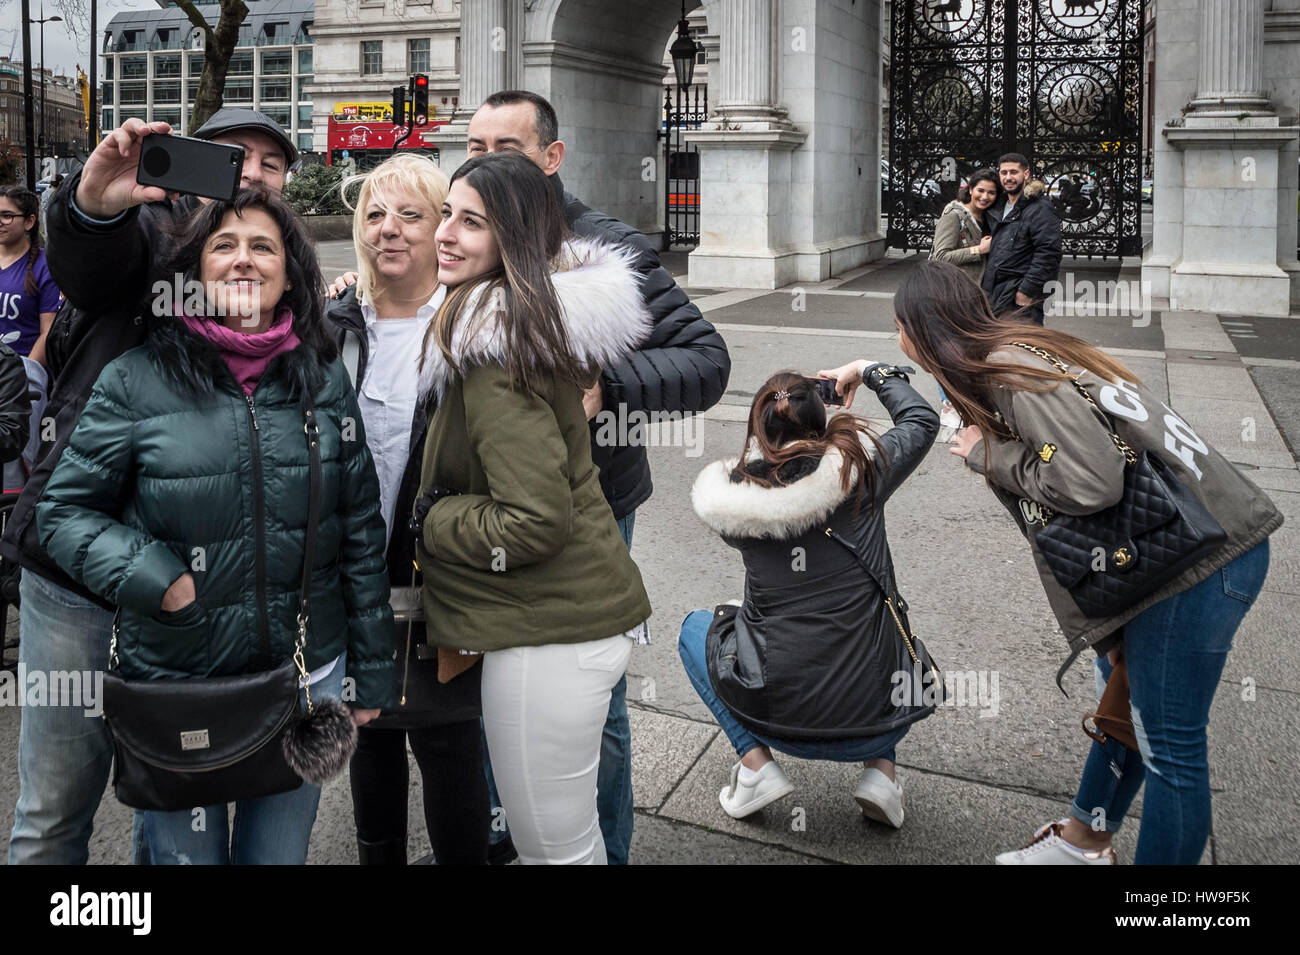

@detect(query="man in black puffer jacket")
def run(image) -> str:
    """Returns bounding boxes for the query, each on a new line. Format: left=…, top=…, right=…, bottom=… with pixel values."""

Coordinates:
left=981, top=153, right=1063, bottom=325
left=467, top=90, right=731, bottom=865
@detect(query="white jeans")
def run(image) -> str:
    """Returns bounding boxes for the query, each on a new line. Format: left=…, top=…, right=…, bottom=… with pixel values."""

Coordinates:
left=482, top=633, right=633, bottom=865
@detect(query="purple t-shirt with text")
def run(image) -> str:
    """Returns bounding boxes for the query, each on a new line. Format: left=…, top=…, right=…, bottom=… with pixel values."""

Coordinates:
left=0, top=248, right=61, bottom=356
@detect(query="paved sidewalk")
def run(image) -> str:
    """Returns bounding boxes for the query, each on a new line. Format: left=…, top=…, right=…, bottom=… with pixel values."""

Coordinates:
left=3, top=247, right=1296, bottom=864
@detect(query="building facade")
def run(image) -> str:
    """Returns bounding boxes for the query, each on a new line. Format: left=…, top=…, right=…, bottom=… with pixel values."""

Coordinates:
left=0, top=57, right=86, bottom=169
left=101, top=0, right=315, bottom=157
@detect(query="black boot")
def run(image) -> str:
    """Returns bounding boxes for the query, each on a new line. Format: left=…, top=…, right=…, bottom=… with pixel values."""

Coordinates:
left=357, top=837, right=407, bottom=865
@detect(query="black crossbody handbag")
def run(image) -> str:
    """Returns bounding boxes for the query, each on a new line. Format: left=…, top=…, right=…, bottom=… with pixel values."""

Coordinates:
left=1007, top=343, right=1227, bottom=619
left=102, top=405, right=358, bottom=812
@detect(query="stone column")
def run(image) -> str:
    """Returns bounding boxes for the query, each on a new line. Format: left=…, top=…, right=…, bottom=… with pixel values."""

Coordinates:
left=1189, top=0, right=1269, bottom=114
left=711, top=0, right=786, bottom=125
left=1144, top=0, right=1300, bottom=316
left=422, top=0, right=507, bottom=171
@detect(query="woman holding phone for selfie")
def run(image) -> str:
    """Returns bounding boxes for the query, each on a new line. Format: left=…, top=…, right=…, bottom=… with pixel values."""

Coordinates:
left=678, top=361, right=940, bottom=827
left=414, top=153, right=651, bottom=865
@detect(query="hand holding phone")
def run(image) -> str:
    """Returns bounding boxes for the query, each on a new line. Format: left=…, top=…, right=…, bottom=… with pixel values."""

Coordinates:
left=76, top=118, right=174, bottom=218
left=807, top=376, right=845, bottom=407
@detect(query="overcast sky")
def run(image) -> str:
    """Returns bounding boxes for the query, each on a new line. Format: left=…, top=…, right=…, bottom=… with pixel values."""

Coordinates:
left=0, top=0, right=149, bottom=79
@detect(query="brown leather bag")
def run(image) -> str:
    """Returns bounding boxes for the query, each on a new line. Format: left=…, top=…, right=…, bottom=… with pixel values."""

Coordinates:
left=1082, top=656, right=1139, bottom=751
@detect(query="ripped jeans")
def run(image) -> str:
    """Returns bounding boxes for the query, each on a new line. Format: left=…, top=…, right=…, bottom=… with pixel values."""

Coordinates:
left=1070, top=540, right=1269, bottom=865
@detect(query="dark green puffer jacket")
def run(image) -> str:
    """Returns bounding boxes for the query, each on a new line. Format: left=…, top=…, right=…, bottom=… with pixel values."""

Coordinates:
left=35, top=318, right=395, bottom=709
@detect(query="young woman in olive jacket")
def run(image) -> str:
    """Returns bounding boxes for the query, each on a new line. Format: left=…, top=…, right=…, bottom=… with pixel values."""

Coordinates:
left=415, top=153, right=651, bottom=865
left=37, top=189, right=394, bottom=864
left=680, top=362, right=941, bottom=827
left=897, top=260, right=1279, bottom=865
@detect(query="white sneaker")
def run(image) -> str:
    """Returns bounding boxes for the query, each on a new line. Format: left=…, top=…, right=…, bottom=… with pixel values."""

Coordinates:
left=938, top=401, right=962, bottom=443
left=995, top=819, right=1118, bottom=865
left=718, top=760, right=795, bottom=819
left=853, top=767, right=904, bottom=828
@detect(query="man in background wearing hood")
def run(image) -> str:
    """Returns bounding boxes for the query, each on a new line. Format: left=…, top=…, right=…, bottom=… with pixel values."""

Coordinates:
left=981, top=153, right=1063, bottom=325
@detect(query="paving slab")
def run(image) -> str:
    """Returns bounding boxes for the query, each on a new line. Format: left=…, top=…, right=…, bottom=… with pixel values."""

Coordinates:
left=628, top=707, right=718, bottom=811
left=629, top=812, right=828, bottom=864
left=1162, top=312, right=1237, bottom=352
left=1221, top=591, right=1300, bottom=692
left=1246, top=465, right=1300, bottom=496
left=1163, top=394, right=1292, bottom=459
left=1207, top=686, right=1300, bottom=808
left=657, top=733, right=1143, bottom=864
left=1166, top=361, right=1260, bottom=401
left=1210, top=792, right=1300, bottom=865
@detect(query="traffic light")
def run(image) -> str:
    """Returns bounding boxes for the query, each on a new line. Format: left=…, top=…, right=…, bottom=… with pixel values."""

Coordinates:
left=391, top=85, right=407, bottom=128
left=413, top=74, right=429, bottom=127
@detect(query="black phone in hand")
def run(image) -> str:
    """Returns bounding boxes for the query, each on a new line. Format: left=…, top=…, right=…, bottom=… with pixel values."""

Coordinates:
left=808, top=376, right=844, bottom=406
left=136, top=134, right=245, bottom=201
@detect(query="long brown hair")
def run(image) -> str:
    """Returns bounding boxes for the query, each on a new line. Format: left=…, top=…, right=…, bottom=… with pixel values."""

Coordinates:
left=0, top=185, right=41, bottom=296
left=423, top=153, right=588, bottom=393
left=738, top=371, right=886, bottom=515
left=894, top=259, right=1138, bottom=458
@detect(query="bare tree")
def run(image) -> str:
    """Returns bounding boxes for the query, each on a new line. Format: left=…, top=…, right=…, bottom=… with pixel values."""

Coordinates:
left=175, top=0, right=250, bottom=130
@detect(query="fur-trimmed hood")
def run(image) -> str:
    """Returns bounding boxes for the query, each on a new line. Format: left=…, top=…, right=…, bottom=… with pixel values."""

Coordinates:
left=691, top=439, right=876, bottom=541
left=1022, top=178, right=1047, bottom=200
left=417, top=236, right=652, bottom=400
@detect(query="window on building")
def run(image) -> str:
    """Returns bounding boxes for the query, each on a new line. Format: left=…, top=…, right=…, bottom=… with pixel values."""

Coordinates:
left=260, top=77, right=291, bottom=101
left=186, top=80, right=199, bottom=102
left=154, top=81, right=181, bottom=103
left=296, top=22, right=312, bottom=44
left=262, top=50, right=291, bottom=75
left=408, top=38, right=430, bottom=75
left=155, top=28, right=176, bottom=50
left=224, top=78, right=253, bottom=103
left=155, top=55, right=181, bottom=78
left=119, top=82, right=147, bottom=106
left=263, top=22, right=288, bottom=45
left=260, top=105, right=291, bottom=127
left=120, top=30, right=142, bottom=52
left=297, top=49, right=312, bottom=77
left=101, top=83, right=113, bottom=105
left=228, top=52, right=253, bottom=75
left=188, top=53, right=204, bottom=75
left=361, top=41, right=382, bottom=76
left=298, top=104, right=312, bottom=126
left=152, top=107, right=181, bottom=126
left=105, top=59, right=113, bottom=80
left=102, top=108, right=113, bottom=131
left=120, top=56, right=147, bottom=79
left=297, top=131, right=313, bottom=152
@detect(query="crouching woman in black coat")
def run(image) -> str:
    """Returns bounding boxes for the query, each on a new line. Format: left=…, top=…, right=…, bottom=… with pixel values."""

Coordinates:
left=679, top=362, right=940, bottom=827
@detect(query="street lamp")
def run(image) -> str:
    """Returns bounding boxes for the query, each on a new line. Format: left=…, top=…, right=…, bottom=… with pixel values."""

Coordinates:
left=669, top=1, right=700, bottom=90
left=32, top=7, right=64, bottom=175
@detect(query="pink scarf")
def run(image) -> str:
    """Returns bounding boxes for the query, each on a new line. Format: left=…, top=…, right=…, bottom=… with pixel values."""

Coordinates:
left=182, top=307, right=301, bottom=396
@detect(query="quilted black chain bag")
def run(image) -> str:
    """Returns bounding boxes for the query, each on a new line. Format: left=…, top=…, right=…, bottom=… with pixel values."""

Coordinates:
left=1008, top=343, right=1227, bottom=620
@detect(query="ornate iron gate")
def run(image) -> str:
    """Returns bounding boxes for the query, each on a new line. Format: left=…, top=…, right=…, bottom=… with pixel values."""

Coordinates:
left=887, top=0, right=1145, bottom=257
left=663, top=85, right=707, bottom=247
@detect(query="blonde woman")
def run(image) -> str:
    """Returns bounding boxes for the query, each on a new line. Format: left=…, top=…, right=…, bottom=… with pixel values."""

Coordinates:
left=326, top=154, right=490, bottom=865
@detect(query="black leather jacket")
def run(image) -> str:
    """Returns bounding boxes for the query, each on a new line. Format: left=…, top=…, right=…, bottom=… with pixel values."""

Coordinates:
left=691, top=370, right=942, bottom=739
left=981, top=180, right=1063, bottom=314
left=0, top=344, right=31, bottom=464
left=556, top=175, right=731, bottom=519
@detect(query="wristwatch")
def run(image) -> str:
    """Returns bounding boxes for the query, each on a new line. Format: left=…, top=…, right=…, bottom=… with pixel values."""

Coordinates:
left=863, top=363, right=916, bottom=390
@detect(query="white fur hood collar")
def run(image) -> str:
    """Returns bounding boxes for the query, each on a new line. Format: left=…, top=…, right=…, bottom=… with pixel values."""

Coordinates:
left=691, top=438, right=874, bottom=540
left=418, top=236, right=651, bottom=399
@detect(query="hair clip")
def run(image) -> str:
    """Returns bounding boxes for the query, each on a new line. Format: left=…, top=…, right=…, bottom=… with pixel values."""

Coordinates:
left=774, top=390, right=790, bottom=400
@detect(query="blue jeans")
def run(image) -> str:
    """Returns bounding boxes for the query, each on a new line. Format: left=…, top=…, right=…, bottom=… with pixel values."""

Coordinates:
left=1071, top=540, right=1270, bottom=865
left=483, top=511, right=637, bottom=864
left=678, top=609, right=908, bottom=763
left=8, top=572, right=115, bottom=865
left=137, top=655, right=348, bottom=865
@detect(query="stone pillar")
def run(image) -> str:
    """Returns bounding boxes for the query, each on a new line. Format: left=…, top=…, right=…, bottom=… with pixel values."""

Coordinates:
left=1144, top=0, right=1299, bottom=316
left=687, top=0, right=883, bottom=289
left=422, top=0, right=508, bottom=171
left=711, top=0, right=786, bottom=125
left=1190, top=0, right=1269, bottom=113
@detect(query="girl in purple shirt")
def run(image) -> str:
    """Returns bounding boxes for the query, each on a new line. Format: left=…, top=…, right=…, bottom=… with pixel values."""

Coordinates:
left=0, top=186, right=61, bottom=363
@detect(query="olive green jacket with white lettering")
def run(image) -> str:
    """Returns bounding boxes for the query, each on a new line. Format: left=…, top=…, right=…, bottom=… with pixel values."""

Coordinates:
left=966, top=346, right=1282, bottom=683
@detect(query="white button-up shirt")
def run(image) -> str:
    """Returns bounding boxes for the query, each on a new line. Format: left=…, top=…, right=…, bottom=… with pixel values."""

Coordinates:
left=357, top=285, right=447, bottom=544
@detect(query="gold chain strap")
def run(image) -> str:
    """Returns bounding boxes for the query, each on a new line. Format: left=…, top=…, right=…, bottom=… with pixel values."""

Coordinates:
left=885, top=596, right=920, bottom=664
left=1008, top=342, right=1138, bottom=465
left=293, top=611, right=313, bottom=714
